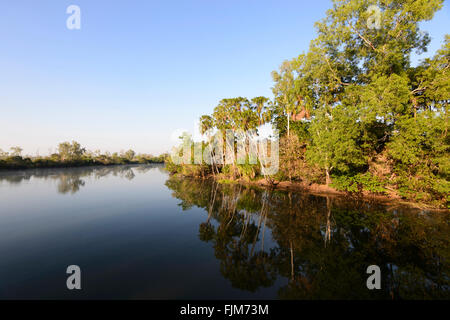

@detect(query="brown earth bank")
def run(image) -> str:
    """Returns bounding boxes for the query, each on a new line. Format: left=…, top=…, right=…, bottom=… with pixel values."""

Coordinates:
left=174, top=172, right=449, bottom=212
left=246, top=178, right=448, bottom=211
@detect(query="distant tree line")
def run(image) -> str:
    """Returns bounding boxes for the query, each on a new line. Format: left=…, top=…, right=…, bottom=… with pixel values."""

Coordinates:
left=0, top=141, right=167, bottom=170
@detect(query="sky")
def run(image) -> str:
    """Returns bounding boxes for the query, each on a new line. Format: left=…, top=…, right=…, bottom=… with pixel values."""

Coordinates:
left=0, top=0, right=449, bottom=156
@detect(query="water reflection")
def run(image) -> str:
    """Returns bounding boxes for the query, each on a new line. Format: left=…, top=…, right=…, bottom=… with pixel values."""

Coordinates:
left=0, top=166, right=447, bottom=299
left=0, top=165, right=163, bottom=195
left=165, top=176, right=450, bottom=299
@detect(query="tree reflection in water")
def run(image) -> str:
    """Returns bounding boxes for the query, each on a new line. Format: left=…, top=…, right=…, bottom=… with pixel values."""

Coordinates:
left=165, top=176, right=449, bottom=300
left=0, top=165, right=157, bottom=195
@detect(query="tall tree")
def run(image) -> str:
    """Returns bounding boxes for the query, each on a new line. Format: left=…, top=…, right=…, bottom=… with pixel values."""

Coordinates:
left=58, top=141, right=85, bottom=161
left=271, top=60, right=298, bottom=137
left=306, top=105, right=365, bottom=185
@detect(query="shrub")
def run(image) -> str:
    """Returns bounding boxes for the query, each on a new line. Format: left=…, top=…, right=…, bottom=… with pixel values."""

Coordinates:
left=331, top=173, right=387, bottom=194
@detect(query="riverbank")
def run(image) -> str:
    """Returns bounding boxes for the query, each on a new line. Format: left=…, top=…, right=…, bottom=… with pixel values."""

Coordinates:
left=0, top=157, right=165, bottom=171
left=171, top=172, right=448, bottom=211
left=0, top=141, right=168, bottom=171
left=246, top=178, right=441, bottom=210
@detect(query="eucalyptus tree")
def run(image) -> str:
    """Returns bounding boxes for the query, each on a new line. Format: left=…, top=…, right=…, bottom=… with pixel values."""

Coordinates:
left=271, top=60, right=298, bottom=137
left=290, top=55, right=312, bottom=121
left=309, top=0, right=445, bottom=126
left=293, top=0, right=447, bottom=189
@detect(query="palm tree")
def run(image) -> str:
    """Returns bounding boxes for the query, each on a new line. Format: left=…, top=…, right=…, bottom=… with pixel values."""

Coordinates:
left=199, top=115, right=219, bottom=175
left=251, top=96, right=272, bottom=126
left=199, top=115, right=214, bottom=135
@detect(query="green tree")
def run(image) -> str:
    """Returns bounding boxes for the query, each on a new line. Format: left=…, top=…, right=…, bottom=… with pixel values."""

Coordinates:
left=124, top=149, right=136, bottom=161
left=250, top=96, right=272, bottom=126
left=168, top=0, right=448, bottom=207
left=58, top=141, right=85, bottom=161
left=10, top=146, right=23, bottom=157
left=271, top=60, right=298, bottom=137
left=387, top=111, right=449, bottom=205
left=292, top=0, right=447, bottom=199
left=199, top=115, right=214, bottom=135
left=307, top=106, right=365, bottom=185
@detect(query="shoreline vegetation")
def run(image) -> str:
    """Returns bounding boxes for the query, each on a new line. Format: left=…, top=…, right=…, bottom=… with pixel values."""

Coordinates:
left=0, top=141, right=167, bottom=171
left=167, top=172, right=447, bottom=211
left=166, top=1, right=449, bottom=209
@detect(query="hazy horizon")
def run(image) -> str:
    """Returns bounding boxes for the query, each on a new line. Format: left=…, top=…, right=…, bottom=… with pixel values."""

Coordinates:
left=1, top=0, right=449, bottom=156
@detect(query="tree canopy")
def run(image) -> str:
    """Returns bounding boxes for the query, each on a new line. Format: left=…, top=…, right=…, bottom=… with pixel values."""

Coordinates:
left=168, top=0, right=449, bottom=207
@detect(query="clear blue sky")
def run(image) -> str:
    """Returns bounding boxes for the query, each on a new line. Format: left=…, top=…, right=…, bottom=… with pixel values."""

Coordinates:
left=0, top=0, right=448, bottom=156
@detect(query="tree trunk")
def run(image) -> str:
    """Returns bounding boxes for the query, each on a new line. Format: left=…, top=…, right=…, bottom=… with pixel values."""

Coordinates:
left=287, top=112, right=290, bottom=137
left=325, top=168, right=331, bottom=185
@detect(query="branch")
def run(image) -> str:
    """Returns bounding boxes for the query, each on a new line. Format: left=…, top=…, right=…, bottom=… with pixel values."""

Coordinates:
left=411, top=86, right=427, bottom=94
left=352, top=26, right=378, bottom=52
left=324, top=56, right=350, bottom=86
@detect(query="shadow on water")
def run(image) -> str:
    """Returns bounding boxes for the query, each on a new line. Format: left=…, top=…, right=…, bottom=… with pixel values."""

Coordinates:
left=165, top=176, right=450, bottom=300
left=0, top=164, right=165, bottom=195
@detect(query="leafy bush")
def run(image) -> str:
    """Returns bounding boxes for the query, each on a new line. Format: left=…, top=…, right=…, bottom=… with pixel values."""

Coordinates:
left=331, top=173, right=387, bottom=194
left=394, top=174, right=450, bottom=208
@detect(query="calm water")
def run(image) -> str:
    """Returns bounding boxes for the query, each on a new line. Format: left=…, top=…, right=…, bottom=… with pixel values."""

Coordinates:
left=0, top=165, right=448, bottom=299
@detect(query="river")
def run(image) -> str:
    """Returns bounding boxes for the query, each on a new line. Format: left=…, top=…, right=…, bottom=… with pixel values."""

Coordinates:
left=0, top=164, right=448, bottom=299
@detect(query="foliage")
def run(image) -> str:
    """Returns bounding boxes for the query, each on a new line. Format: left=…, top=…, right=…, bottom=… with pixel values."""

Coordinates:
left=58, top=141, right=85, bottom=161
left=331, top=173, right=387, bottom=194
left=306, top=105, right=366, bottom=183
left=169, top=0, right=450, bottom=207
left=0, top=141, right=166, bottom=170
